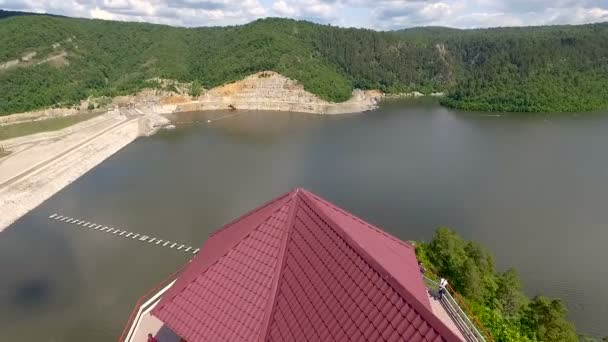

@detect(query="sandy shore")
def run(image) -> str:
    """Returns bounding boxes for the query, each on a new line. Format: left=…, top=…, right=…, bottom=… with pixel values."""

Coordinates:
left=0, top=110, right=144, bottom=232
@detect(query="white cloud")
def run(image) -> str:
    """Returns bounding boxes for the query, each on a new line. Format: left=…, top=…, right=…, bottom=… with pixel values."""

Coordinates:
left=273, top=0, right=299, bottom=16
left=1, top=0, right=607, bottom=28
left=588, top=7, right=608, bottom=20
left=420, top=2, right=456, bottom=21
left=101, top=0, right=131, bottom=10
left=270, top=0, right=339, bottom=21
left=90, top=6, right=116, bottom=19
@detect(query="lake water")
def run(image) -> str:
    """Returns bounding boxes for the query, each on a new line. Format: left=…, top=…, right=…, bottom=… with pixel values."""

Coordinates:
left=1, top=99, right=607, bottom=340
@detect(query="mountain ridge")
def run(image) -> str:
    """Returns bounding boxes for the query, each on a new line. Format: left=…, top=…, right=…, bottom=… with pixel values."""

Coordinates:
left=1, top=11, right=607, bottom=115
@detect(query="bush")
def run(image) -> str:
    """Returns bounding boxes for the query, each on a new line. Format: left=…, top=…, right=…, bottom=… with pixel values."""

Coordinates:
left=189, top=80, right=202, bottom=97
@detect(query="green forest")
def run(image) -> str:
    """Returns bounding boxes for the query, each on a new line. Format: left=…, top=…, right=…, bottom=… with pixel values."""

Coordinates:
left=416, top=228, right=608, bottom=342
left=0, top=11, right=607, bottom=115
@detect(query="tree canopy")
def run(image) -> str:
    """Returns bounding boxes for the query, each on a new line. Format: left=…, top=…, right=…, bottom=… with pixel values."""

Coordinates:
left=1, top=12, right=607, bottom=115
left=416, top=227, right=586, bottom=342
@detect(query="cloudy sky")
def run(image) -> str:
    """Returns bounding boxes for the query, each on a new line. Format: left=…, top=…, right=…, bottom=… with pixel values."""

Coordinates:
left=1, top=0, right=607, bottom=30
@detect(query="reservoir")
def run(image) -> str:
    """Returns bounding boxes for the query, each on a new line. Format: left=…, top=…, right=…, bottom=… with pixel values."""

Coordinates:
left=1, top=99, right=607, bottom=340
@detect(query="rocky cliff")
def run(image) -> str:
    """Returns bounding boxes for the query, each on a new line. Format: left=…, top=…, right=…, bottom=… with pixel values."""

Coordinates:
left=2, top=72, right=383, bottom=128
left=167, top=71, right=382, bottom=114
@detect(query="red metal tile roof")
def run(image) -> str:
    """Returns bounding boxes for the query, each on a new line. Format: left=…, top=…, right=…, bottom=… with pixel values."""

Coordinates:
left=152, top=189, right=463, bottom=342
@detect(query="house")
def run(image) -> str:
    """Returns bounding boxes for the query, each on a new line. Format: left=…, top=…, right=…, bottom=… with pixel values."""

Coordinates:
left=122, top=188, right=472, bottom=342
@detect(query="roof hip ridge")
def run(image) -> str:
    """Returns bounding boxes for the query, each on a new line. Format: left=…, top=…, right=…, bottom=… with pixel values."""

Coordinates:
left=256, top=191, right=301, bottom=341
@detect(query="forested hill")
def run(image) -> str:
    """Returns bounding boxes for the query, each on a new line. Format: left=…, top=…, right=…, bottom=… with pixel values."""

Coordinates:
left=1, top=12, right=607, bottom=115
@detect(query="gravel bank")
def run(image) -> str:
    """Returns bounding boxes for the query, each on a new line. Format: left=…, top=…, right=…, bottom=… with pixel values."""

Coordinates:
left=0, top=112, right=141, bottom=232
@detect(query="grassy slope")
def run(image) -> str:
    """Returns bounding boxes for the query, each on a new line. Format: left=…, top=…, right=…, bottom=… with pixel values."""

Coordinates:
left=1, top=13, right=607, bottom=115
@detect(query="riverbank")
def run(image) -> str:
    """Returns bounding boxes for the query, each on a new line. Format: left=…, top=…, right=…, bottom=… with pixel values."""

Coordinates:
left=0, top=71, right=381, bottom=232
left=104, top=71, right=383, bottom=116
left=0, top=109, right=169, bottom=232
left=1, top=72, right=383, bottom=127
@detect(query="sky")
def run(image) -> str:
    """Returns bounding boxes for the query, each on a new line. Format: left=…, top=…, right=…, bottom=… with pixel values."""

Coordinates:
left=1, top=0, right=607, bottom=30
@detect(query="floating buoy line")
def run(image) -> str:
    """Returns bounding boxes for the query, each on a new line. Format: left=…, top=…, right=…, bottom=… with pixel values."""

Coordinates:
left=48, top=213, right=199, bottom=255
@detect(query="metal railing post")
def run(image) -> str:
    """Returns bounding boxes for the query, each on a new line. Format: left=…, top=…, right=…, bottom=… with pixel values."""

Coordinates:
left=423, top=275, right=488, bottom=342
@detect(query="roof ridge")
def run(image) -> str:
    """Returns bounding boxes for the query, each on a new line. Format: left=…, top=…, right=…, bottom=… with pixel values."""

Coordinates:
left=302, top=190, right=414, bottom=250
left=256, top=192, right=301, bottom=342
left=299, top=190, right=462, bottom=342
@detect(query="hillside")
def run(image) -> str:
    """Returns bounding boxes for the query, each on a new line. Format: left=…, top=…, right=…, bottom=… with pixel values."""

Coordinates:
left=0, top=12, right=607, bottom=115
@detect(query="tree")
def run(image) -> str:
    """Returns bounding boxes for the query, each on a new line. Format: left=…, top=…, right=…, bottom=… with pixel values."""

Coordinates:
left=495, top=268, right=526, bottom=316
left=190, top=79, right=202, bottom=97
left=418, top=228, right=580, bottom=342
left=521, top=296, right=578, bottom=342
left=427, top=227, right=495, bottom=301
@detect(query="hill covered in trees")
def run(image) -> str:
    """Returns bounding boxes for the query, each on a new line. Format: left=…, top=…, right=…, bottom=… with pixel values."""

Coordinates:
left=0, top=11, right=607, bottom=115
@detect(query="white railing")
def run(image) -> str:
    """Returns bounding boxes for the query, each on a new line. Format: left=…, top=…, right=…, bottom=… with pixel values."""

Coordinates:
left=124, top=280, right=176, bottom=342
left=423, top=276, right=488, bottom=342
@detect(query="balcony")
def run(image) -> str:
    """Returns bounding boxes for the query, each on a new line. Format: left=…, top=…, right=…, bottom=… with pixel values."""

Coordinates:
left=423, top=276, right=492, bottom=342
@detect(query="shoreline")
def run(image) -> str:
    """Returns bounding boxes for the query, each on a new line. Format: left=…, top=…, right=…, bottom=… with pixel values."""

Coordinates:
left=0, top=95, right=369, bottom=232
left=0, top=109, right=151, bottom=232
left=120, top=72, right=384, bottom=116
left=0, top=72, right=382, bottom=232
left=0, top=93, right=374, bottom=232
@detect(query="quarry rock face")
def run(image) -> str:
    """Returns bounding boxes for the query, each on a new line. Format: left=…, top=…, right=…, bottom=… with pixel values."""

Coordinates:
left=2, top=72, right=383, bottom=125
left=173, top=71, right=382, bottom=114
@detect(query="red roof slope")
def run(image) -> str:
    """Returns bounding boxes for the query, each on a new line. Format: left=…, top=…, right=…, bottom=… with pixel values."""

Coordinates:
left=304, top=190, right=432, bottom=312
left=152, top=189, right=463, bottom=342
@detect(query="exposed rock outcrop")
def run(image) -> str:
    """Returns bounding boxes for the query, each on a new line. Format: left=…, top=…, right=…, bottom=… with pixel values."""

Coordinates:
left=162, top=71, right=383, bottom=114
left=2, top=71, right=384, bottom=128
left=136, top=109, right=171, bottom=136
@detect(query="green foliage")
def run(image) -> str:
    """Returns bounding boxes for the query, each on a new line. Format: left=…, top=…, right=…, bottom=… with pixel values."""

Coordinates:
left=96, top=96, right=112, bottom=107
left=426, top=227, right=495, bottom=301
left=0, top=13, right=607, bottom=115
left=430, top=24, right=608, bottom=112
left=467, top=300, right=534, bottom=342
left=417, top=227, right=579, bottom=342
left=495, top=268, right=527, bottom=316
left=522, top=297, right=578, bottom=342
left=166, top=82, right=178, bottom=93
left=190, top=80, right=202, bottom=97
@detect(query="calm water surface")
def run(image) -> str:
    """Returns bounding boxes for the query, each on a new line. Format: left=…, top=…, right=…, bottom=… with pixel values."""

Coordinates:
left=1, top=99, right=607, bottom=340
